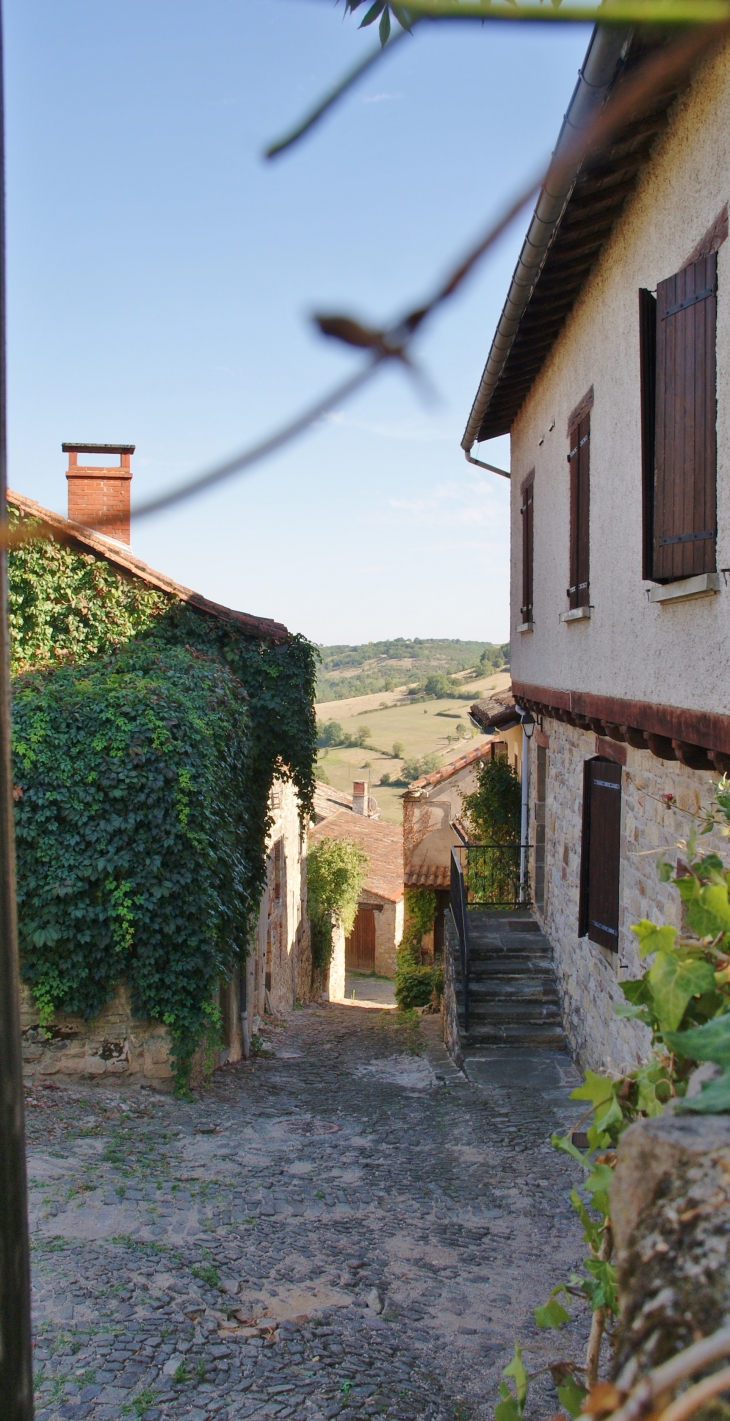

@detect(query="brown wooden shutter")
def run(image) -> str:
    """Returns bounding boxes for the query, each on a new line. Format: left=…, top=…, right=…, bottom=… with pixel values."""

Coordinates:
left=579, top=758, right=621, bottom=951
left=654, top=252, right=717, bottom=581
left=639, top=287, right=657, bottom=581
left=568, top=413, right=590, bottom=608
left=520, top=474, right=534, bottom=623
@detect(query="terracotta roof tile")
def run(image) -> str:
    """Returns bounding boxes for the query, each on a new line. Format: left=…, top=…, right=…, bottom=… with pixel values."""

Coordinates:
left=7, top=489, right=288, bottom=642
left=403, top=740, right=497, bottom=795
left=308, top=809, right=403, bottom=903
left=404, top=865, right=451, bottom=890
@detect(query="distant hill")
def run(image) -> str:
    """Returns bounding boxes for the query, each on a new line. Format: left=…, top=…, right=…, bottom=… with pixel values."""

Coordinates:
left=316, top=638, right=509, bottom=703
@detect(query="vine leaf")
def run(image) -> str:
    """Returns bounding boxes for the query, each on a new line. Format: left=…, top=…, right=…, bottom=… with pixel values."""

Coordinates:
left=648, top=951, right=716, bottom=1031
left=632, top=918, right=678, bottom=958
left=534, top=1297, right=570, bottom=1328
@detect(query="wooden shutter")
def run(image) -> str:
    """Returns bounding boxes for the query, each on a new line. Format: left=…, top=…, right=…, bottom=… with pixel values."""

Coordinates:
left=639, top=287, right=657, bottom=581
left=579, top=758, right=621, bottom=951
left=520, top=475, right=534, bottom=623
left=568, top=414, right=590, bottom=608
left=654, top=252, right=717, bottom=581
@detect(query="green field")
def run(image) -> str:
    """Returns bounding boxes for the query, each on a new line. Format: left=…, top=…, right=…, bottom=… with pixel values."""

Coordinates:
left=316, top=671, right=509, bottom=824
left=316, top=637, right=509, bottom=703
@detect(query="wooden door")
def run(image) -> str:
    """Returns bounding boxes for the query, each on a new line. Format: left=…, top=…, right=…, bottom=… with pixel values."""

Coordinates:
left=346, top=907, right=376, bottom=972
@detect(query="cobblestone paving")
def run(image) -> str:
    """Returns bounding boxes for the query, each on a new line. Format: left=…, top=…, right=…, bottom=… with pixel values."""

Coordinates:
left=27, top=1004, right=589, bottom=1421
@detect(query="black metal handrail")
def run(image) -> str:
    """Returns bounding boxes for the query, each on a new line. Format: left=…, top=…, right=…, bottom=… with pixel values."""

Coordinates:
left=455, top=842, right=530, bottom=908
left=450, top=846, right=470, bottom=1033
left=450, top=843, right=531, bottom=1037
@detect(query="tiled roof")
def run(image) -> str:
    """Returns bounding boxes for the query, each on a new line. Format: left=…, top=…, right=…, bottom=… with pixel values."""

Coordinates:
left=308, top=809, right=403, bottom=903
left=404, top=865, right=450, bottom=890
left=403, top=741, right=497, bottom=796
left=470, top=690, right=519, bottom=735
left=7, top=489, right=288, bottom=642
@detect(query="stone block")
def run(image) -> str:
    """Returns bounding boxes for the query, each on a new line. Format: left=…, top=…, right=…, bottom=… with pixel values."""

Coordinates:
left=611, top=1112, right=730, bottom=1374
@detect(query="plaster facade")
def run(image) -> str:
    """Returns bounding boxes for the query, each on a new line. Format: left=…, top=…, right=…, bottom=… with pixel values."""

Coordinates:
left=508, top=42, right=730, bottom=710
left=527, top=717, right=728, bottom=1072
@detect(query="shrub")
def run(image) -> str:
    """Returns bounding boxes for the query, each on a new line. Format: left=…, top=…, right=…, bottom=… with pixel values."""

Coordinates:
left=395, top=888, right=442, bottom=1010
left=307, top=837, right=369, bottom=973
left=392, top=741, right=405, bottom=759
left=461, top=756, right=521, bottom=843
left=380, top=772, right=391, bottom=786
left=400, top=753, right=441, bottom=785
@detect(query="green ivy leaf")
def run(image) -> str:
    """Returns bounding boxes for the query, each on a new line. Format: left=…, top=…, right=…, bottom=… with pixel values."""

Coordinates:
left=379, top=5, right=391, bottom=43
left=570, top=1069, right=614, bottom=1108
left=534, top=1298, right=570, bottom=1328
left=503, top=1342, right=528, bottom=1407
left=557, top=1380, right=588, bottom=1419
left=664, top=1011, right=730, bottom=1066
left=632, top=919, right=678, bottom=958
left=648, top=952, right=716, bottom=1031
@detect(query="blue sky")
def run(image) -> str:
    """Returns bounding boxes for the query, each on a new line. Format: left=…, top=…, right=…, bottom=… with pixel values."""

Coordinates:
left=5, top=1, right=590, bottom=645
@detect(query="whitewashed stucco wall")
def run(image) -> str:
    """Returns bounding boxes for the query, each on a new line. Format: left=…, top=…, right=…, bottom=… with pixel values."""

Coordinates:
left=508, top=42, right=730, bottom=711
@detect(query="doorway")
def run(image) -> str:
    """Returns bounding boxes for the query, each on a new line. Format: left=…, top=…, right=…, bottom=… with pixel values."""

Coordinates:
left=346, top=906, right=376, bottom=972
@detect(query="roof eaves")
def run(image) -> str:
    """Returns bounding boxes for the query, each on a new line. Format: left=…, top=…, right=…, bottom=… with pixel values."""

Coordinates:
left=461, top=27, right=695, bottom=448
left=7, top=489, right=289, bottom=642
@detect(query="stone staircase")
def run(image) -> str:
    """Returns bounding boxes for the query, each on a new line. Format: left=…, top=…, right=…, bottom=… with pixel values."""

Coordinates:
left=452, top=908, right=567, bottom=1051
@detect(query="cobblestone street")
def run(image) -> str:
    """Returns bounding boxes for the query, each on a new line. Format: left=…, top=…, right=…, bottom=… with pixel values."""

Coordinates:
left=28, top=1004, right=589, bottom=1421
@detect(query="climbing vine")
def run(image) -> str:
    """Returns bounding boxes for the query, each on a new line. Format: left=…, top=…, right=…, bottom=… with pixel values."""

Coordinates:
left=307, top=837, right=369, bottom=973
left=9, top=513, right=317, bottom=1089
left=498, top=780, right=730, bottom=1421
left=395, top=886, right=443, bottom=1009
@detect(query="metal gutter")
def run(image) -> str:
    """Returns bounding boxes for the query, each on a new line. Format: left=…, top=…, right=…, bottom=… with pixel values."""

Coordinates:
left=461, top=22, right=634, bottom=454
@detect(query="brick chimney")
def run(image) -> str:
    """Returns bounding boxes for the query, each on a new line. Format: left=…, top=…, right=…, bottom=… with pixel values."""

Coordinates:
left=63, top=442, right=135, bottom=544
left=352, top=780, right=368, bottom=816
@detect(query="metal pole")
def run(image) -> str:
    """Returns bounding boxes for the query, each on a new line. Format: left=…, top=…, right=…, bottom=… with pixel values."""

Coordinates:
left=0, top=0, right=34, bottom=1412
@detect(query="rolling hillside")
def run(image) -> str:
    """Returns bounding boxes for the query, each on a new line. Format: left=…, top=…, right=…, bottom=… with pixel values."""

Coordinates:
left=316, top=637, right=509, bottom=702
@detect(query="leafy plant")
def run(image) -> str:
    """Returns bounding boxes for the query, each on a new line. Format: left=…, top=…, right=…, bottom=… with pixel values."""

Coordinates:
left=395, top=888, right=442, bottom=1009
left=9, top=514, right=317, bottom=1091
left=307, top=837, right=369, bottom=972
left=461, top=757, right=521, bottom=845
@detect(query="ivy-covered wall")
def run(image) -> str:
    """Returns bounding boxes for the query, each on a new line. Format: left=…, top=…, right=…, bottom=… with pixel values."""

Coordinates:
left=9, top=516, right=317, bottom=1087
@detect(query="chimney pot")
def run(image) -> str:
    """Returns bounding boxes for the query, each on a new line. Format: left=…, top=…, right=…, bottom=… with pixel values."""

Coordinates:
left=63, top=442, right=135, bottom=544
left=352, top=780, right=368, bottom=816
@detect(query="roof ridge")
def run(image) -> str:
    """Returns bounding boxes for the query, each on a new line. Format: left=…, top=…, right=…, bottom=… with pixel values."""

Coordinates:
left=7, top=489, right=289, bottom=642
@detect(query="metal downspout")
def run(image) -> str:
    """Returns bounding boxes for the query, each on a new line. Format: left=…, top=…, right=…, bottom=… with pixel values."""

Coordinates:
left=461, top=22, right=634, bottom=455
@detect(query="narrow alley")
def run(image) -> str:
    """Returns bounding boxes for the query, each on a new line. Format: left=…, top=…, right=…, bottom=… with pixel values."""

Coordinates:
left=29, top=1004, right=588, bottom=1421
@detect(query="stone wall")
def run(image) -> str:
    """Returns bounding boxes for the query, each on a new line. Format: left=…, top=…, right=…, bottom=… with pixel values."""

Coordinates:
left=442, top=912, right=463, bottom=1070
left=531, top=715, right=727, bottom=1073
left=611, top=1110, right=730, bottom=1375
left=249, top=777, right=311, bottom=1026
left=21, top=980, right=177, bottom=1085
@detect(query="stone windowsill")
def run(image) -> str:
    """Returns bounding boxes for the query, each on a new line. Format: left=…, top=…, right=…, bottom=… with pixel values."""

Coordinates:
left=559, top=605, right=591, bottom=623
left=517, top=621, right=534, bottom=634
left=648, top=572, right=722, bottom=605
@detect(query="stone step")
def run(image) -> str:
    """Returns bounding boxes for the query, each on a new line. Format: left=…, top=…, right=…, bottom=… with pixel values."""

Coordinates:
left=461, top=1024, right=568, bottom=1049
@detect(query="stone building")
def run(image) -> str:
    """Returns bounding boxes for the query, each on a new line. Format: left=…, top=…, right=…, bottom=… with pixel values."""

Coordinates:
left=463, top=27, right=730, bottom=1072
left=17, top=445, right=311, bottom=1085
left=310, top=781, right=404, bottom=983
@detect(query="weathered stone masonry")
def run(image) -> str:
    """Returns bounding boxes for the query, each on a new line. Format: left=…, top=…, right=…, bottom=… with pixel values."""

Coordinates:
left=530, top=717, right=727, bottom=1074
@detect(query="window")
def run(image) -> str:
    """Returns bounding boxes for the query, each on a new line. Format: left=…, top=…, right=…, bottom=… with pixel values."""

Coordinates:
left=520, top=473, right=534, bottom=624
left=567, top=413, right=590, bottom=608
left=640, top=253, right=717, bottom=582
left=579, top=757, right=622, bottom=951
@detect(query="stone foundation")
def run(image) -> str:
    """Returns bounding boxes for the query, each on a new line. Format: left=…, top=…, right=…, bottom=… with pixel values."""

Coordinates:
left=20, top=980, right=177, bottom=1086
left=611, top=1111, right=730, bottom=1375
left=531, top=716, right=727, bottom=1073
